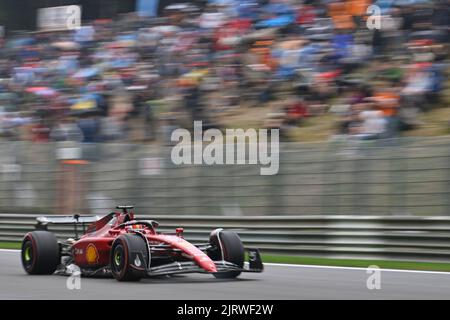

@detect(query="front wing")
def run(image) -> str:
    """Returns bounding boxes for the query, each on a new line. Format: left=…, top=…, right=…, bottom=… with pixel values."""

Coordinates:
left=135, top=248, right=264, bottom=277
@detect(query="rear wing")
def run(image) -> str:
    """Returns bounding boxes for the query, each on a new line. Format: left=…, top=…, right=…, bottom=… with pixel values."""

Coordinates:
left=36, top=214, right=101, bottom=238
left=36, top=215, right=100, bottom=226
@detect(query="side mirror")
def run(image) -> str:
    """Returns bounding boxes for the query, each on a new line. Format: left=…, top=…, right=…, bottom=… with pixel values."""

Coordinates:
left=151, top=220, right=159, bottom=228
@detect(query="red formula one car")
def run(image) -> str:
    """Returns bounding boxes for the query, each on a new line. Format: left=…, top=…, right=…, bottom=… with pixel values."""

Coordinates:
left=21, top=206, right=263, bottom=281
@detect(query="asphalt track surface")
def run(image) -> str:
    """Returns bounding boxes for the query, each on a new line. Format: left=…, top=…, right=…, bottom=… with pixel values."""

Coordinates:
left=1, top=250, right=450, bottom=299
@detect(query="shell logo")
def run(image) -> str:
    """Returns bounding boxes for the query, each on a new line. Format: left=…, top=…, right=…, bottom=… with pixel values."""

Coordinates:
left=85, top=243, right=99, bottom=264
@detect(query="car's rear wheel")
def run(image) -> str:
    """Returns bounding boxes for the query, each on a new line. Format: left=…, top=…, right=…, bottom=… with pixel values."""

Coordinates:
left=21, top=231, right=60, bottom=275
left=110, top=234, right=148, bottom=281
left=208, top=230, right=245, bottom=279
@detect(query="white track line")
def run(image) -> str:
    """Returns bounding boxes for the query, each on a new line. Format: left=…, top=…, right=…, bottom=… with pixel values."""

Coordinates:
left=2, top=249, right=450, bottom=275
left=0, top=249, right=20, bottom=252
left=264, top=262, right=450, bottom=275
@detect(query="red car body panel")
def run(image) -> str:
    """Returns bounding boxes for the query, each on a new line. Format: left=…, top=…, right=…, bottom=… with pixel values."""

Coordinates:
left=71, top=211, right=217, bottom=273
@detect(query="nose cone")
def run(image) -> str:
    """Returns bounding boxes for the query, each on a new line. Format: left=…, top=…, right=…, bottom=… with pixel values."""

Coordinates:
left=204, top=261, right=217, bottom=273
left=196, top=254, right=217, bottom=273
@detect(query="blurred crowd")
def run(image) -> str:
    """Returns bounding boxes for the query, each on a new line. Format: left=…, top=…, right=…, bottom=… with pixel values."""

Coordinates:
left=0, top=0, right=448, bottom=143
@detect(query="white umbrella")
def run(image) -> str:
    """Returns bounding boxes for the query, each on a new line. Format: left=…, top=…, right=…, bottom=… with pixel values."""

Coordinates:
left=51, top=41, right=80, bottom=50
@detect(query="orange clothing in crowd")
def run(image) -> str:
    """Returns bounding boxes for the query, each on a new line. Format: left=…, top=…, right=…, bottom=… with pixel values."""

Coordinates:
left=328, top=2, right=354, bottom=30
left=349, top=0, right=372, bottom=17
left=251, top=40, right=276, bottom=70
left=374, top=91, right=400, bottom=116
left=328, top=0, right=372, bottom=29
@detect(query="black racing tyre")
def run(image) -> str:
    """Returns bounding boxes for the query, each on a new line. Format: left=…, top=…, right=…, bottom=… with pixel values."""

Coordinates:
left=209, top=230, right=245, bottom=279
left=110, top=234, right=149, bottom=281
left=21, top=231, right=60, bottom=275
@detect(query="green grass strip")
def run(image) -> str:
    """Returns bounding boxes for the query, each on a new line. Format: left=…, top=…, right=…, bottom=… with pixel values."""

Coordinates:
left=0, top=241, right=21, bottom=250
left=261, top=254, right=450, bottom=272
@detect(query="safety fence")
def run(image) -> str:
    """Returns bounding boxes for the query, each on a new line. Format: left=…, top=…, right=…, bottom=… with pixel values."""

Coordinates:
left=2, top=214, right=450, bottom=262
left=0, top=136, right=450, bottom=216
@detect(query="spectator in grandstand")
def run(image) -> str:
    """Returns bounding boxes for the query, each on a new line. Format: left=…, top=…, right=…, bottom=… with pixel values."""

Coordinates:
left=0, top=0, right=447, bottom=145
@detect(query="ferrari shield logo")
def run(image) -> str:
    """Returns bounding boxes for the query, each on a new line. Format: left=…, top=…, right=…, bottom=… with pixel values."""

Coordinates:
left=85, top=243, right=99, bottom=264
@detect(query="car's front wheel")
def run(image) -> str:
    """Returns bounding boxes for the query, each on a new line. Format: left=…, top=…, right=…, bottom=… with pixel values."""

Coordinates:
left=110, top=234, right=149, bottom=281
left=208, top=230, right=245, bottom=279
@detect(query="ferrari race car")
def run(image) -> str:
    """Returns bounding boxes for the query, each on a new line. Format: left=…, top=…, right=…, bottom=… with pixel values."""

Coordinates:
left=21, top=206, right=263, bottom=281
